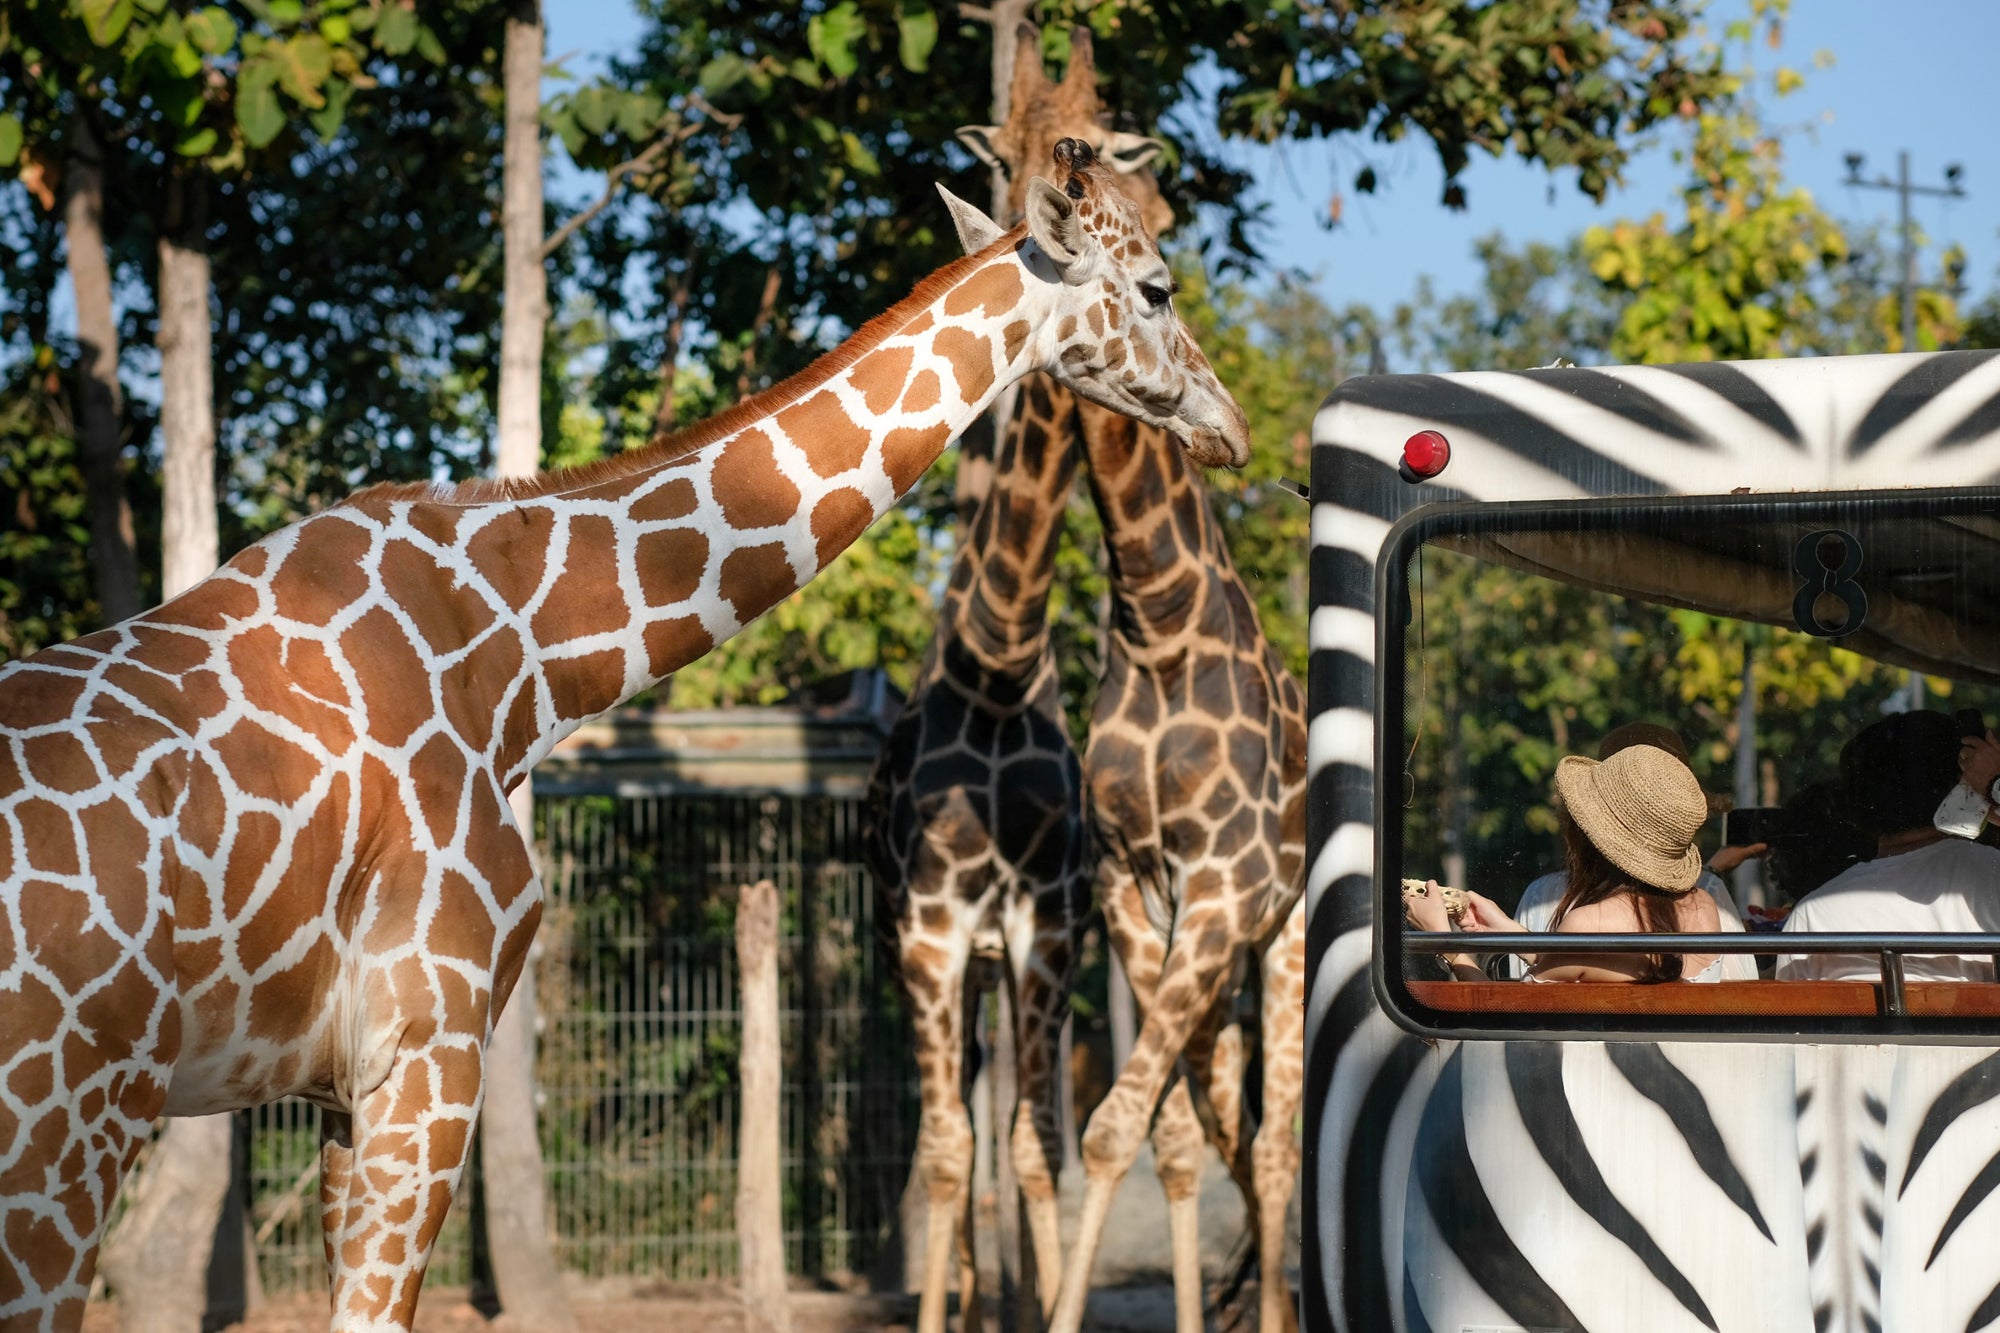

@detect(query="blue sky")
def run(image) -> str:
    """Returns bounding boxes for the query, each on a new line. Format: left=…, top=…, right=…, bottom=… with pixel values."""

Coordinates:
left=545, top=2, right=2000, bottom=323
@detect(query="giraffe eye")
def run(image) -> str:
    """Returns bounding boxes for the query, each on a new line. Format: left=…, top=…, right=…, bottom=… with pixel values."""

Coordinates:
left=1139, top=283, right=1171, bottom=310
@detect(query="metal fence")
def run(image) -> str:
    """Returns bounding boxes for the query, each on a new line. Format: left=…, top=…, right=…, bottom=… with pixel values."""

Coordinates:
left=244, top=681, right=917, bottom=1294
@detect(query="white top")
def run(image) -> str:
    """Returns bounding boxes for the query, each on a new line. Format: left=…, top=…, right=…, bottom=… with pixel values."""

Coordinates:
left=1778, top=837, right=2000, bottom=982
left=1508, top=869, right=1756, bottom=981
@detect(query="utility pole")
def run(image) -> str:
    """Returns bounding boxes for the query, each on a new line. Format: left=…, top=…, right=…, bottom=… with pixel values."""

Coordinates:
left=1844, top=150, right=1966, bottom=350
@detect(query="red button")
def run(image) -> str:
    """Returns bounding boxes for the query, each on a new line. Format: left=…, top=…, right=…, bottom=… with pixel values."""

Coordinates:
left=1402, top=430, right=1451, bottom=480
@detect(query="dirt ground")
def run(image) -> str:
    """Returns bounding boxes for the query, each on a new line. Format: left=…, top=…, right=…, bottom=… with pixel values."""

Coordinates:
left=82, top=1283, right=1195, bottom=1333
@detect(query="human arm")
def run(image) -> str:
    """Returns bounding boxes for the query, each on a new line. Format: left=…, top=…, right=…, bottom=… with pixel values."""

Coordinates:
left=1708, top=842, right=1769, bottom=877
left=1404, top=879, right=1484, bottom=980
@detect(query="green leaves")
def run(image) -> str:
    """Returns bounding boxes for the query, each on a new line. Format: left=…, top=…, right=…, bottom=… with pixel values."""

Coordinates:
left=895, top=4, right=936, bottom=73
left=184, top=6, right=236, bottom=55
left=78, top=0, right=134, bottom=46
left=374, top=4, right=418, bottom=57
left=806, top=1, right=864, bottom=79
left=235, top=58, right=285, bottom=148
left=0, top=117, right=21, bottom=170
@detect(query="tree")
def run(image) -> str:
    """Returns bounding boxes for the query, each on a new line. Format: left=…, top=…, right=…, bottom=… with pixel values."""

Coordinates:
left=478, top=4, right=577, bottom=1328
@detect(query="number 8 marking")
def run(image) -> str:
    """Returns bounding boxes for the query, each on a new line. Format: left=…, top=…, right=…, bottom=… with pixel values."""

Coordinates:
left=1792, top=529, right=1867, bottom=637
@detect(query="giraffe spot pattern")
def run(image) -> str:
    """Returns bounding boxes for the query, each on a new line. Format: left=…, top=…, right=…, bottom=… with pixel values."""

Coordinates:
left=529, top=515, right=628, bottom=645
left=934, top=327, right=996, bottom=404
left=810, top=489, right=878, bottom=567
left=710, top=428, right=802, bottom=529
left=780, top=393, right=874, bottom=480
left=717, top=543, right=798, bottom=623
left=635, top=527, right=709, bottom=607
left=942, top=262, right=1025, bottom=318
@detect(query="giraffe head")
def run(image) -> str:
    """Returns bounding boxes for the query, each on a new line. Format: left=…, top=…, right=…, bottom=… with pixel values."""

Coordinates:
left=940, top=139, right=1250, bottom=469
left=957, top=24, right=1174, bottom=237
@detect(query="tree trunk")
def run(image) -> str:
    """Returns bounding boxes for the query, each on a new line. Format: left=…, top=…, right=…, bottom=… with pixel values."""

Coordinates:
left=480, top=786, right=574, bottom=1333
left=158, top=169, right=217, bottom=601
left=736, top=879, right=792, bottom=1333
left=497, top=0, right=549, bottom=480
left=99, top=1116, right=233, bottom=1333
left=62, top=111, right=142, bottom=624
left=954, top=0, right=1034, bottom=525
left=481, top=8, right=576, bottom=1331
left=100, top=164, right=232, bottom=1332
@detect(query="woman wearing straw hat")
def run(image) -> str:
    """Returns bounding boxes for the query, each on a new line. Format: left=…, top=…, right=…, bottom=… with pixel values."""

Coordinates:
left=1407, top=743, right=1723, bottom=982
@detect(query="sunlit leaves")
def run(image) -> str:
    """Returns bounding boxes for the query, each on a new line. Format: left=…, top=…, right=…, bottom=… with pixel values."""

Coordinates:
left=0, top=116, right=21, bottom=168
left=895, top=3, right=936, bottom=74
left=184, top=6, right=236, bottom=55
left=806, top=1, right=864, bottom=80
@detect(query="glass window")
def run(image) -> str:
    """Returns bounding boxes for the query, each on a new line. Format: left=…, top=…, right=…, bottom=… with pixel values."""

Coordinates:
left=1382, top=490, right=2000, bottom=1039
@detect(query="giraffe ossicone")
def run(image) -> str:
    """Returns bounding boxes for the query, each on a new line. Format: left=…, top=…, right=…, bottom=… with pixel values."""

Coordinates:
left=0, top=139, right=1247, bottom=1333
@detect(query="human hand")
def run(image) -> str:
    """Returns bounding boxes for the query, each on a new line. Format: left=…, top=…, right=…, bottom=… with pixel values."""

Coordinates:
left=1708, top=842, right=1770, bottom=876
left=1404, top=879, right=1454, bottom=932
left=1963, top=730, right=2000, bottom=797
left=1458, top=890, right=1523, bottom=934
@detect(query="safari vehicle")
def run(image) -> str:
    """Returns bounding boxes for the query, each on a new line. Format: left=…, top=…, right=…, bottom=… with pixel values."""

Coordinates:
left=1303, top=350, right=2000, bottom=1332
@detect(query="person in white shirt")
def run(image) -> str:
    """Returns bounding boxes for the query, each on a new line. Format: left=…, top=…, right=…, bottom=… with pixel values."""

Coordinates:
left=1778, top=710, right=2000, bottom=982
left=1507, top=722, right=1760, bottom=980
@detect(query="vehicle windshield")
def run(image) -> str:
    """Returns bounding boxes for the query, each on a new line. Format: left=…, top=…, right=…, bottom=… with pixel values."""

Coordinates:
left=1391, top=491, right=2000, bottom=1012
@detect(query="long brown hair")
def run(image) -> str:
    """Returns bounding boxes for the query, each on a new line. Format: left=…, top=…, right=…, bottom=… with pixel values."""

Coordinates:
left=1549, top=812, right=1689, bottom=982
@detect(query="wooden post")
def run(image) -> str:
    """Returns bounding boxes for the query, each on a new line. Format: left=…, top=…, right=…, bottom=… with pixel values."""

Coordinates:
left=737, top=879, right=792, bottom=1333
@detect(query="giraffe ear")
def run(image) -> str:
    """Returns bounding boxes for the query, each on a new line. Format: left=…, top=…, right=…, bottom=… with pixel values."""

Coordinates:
left=1023, top=175, right=1086, bottom=279
left=955, top=125, right=1005, bottom=173
left=935, top=183, right=1005, bottom=255
left=1101, top=131, right=1163, bottom=175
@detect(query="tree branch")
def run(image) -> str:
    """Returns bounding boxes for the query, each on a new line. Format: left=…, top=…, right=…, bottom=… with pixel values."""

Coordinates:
left=539, top=94, right=743, bottom=261
left=959, top=4, right=995, bottom=22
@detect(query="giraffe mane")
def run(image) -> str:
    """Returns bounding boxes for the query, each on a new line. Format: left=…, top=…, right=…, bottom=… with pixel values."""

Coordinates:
left=358, top=220, right=1033, bottom=508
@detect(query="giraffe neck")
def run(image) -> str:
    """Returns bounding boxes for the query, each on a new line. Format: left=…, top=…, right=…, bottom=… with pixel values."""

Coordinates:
left=935, top=374, right=1078, bottom=686
left=330, top=226, right=1052, bottom=784
left=1076, top=397, right=1234, bottom=649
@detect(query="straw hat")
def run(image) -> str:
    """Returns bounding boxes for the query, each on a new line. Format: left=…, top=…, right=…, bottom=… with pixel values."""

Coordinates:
left=1553, top=744, right=1707, bottom=891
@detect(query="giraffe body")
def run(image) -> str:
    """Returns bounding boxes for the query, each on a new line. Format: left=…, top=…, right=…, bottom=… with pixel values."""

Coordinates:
left=866, top=28, right=1190, bottom=1332
left=864, top=371, right=1087, bottom=1333
left=0, top=142, right=1248, bottom=1333
left=942, top=29, right=1305, bottom=1331
left=1054, top=401, right=1308, bottom=1333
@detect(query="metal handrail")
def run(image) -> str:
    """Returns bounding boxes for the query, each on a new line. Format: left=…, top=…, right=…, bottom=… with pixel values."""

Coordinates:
left=1401, top=931, right=2000, bottom=1017
left=1399, top=931, right=2000, bottom=955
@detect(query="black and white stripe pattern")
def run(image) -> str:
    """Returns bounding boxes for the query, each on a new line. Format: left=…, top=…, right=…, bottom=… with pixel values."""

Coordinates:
left=1304, top=352, right=2000, bottom=1333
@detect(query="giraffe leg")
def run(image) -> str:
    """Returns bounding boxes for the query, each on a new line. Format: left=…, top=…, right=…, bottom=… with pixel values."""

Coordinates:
left=319, top=1110, right=356, bottom=1285
left=0, top=902, right=174, bottom=1333
left=1048, top=904, right=1239, bottom=1333
left=0, top=1091, right=158, bottom=1333
left=1250, top=902, right=1304, bottom=1333
left=320, top=1022, right=485, bottom=1333
left=906, top=939, right=975, bottom=1333
left=1150, top=1079, right=1208, bottom=1333
left=1003, top=894, right=1077, bottom=1324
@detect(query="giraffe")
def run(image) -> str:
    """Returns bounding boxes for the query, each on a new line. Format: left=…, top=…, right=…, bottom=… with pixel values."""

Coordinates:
left=1050, top=401, right=1308, bottom=1333
left=0, top=140, right=1249, bottom=1333
left=948, top=28, right=1308, bottom=1333
left=863, top=27, right=1172, bottom=1333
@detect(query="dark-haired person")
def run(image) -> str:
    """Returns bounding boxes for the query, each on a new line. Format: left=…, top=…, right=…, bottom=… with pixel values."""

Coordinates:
left=1504, top=721, right=1756, bottom=980
left=1408, top=743, right=1723, bottom=983
left=1777, top=710, right=2000, bottom=981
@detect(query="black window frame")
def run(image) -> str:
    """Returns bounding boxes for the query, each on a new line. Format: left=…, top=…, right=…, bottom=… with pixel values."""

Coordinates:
left=1375, top=485, right=2000, bottom=1043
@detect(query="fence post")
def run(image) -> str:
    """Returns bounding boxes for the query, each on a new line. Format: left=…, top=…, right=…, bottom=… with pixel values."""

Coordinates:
left=737, top=878, right=792, bottom=1333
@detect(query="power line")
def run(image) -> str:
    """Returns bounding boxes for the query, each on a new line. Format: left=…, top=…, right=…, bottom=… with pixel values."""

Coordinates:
left=1844, top=151, right=1966, bottom=350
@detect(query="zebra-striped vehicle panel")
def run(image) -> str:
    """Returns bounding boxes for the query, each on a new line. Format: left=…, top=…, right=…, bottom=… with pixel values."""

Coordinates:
left=1305, top=350, right=2000, bottom=1333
